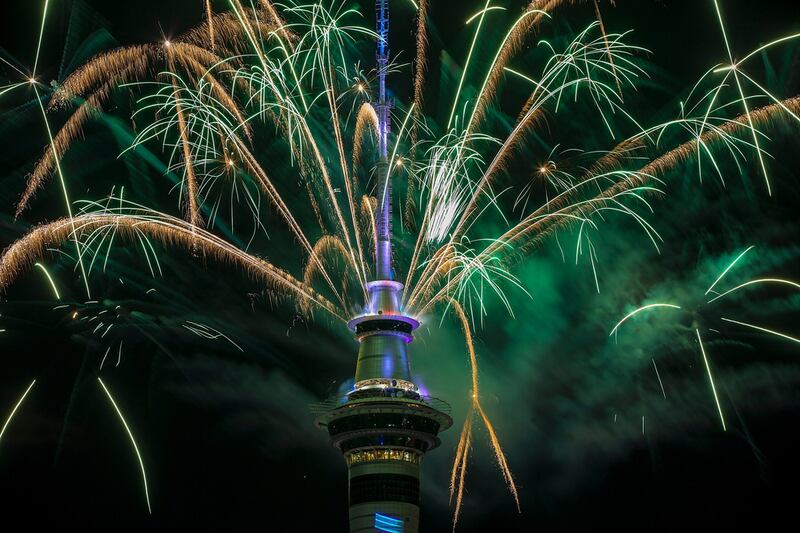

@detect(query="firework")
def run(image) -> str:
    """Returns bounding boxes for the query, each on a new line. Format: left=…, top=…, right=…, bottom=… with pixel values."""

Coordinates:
left=1, top=0, right=799, bottom=526
left=448, top=299, right=518, bottom=529
left=611, top=246, right=800, bottom=431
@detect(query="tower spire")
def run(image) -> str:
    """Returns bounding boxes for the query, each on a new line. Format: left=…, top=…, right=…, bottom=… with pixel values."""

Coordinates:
left=376, top=0, right=390, bottom=158
left=375, top=0, right=393, bottom=281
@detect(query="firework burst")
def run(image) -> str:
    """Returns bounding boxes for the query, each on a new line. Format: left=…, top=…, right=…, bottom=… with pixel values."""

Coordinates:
left=611, top=245, right=800, bottom=432
left=1, top=0, right=799, bottom=526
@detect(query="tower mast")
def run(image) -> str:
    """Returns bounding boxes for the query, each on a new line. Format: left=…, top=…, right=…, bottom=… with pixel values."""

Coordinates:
left=375, top=0, right=392, bottom=281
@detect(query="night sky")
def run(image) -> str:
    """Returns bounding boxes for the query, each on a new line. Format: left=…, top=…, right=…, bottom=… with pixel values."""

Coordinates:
left=1, top=1, right=800, bottom=531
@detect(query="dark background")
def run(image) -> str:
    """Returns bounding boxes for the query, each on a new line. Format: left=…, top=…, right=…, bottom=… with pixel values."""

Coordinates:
left=1, top=1, right=800, bottom=531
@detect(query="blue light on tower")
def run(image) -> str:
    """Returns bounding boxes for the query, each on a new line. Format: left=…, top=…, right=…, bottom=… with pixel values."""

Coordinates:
left=374, top=513, right=405, bottom=533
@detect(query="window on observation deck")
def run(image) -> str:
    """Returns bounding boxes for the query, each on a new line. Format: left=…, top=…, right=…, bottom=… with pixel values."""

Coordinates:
left=340, top=436, right=429, bottom=454
left=349, top=473, right=420, bottom=505
left=328, top=413, right=440, bottom=436
left=346, top=448, right=421, bottom=466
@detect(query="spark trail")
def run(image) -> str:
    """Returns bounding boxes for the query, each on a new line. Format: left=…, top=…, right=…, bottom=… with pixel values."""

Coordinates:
left=0, top=380, right=37, bottom=449
left=97, top=377, right=152, bottom=514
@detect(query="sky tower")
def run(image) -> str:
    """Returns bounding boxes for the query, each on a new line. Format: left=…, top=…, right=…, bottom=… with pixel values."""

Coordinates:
left=315, top=1, right=452, bottom=532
